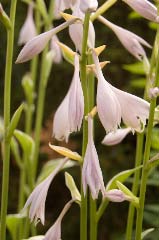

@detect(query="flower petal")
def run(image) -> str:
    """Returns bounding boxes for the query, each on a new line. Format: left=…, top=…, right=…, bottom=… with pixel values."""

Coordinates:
left=102, top=127, right=132, bottom=146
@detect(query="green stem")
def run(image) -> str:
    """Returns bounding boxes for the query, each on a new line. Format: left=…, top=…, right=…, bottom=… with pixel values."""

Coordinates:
left=87, top=55, right=97, bottom=240
left=90, top=0, right=117, bottom=22
left=96, top=199, right=109, bottom=222
left=135, top=49, right=159, bottom=240
left=80, top=12, right=91, bottom=240
left=32, top=0, right=54, bottom=180
left=125, top=133, right=144, bottom=240
left=0, top=1, right=17, bottom=240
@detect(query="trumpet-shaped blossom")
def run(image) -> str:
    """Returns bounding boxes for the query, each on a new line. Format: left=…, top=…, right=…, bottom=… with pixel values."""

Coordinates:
left=23, top=158, right=68, bottom=225
left=98, top=16, right=151, bottom=60
left=44, top=200, right=73, bottom=240
left=102, top=127, right=132, bottom=146
left=16, top=18, right=78, bottom=63
left=50, top=35, right=62, bottom=64
left=69, top=6, right=95, bottom=52
left=53, top=54, right=84, bottom=142
left=80, top=0, right=98, bottom=13
left=18, top=4, right=36, bottom=45
left=54, top=0, right=77, bottom=19
left=82, top=116, right=105, bottom=199
left=93, top=52, right=150, bottom=133
left=122, top=0, right=159, bottom=23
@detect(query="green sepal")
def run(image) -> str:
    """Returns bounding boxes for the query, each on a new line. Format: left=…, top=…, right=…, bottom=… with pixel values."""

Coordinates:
left=7, top=103, right=24, bottom=140
left=116, top=181, right=139, bottom=208
left=65, top=172, right=81, bottom=204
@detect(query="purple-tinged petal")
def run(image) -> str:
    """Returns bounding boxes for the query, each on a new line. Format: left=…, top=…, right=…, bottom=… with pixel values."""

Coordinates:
left=82, top=116, right=105, bottom=199
left=102, top=127, right=132, bottom=146
left=105, top=189, right=129, bottom=202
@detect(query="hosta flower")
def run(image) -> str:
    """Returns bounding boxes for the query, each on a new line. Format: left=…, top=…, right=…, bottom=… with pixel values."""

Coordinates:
left=93, top=52, right=150, bottom=133
left=102, top=127, right=132, bottom=146
left=16, top=18, right=78, bottom=63
left=82, top=116, right=105, bottom=199
left=122, top=0, right=159, bottom=23
left=69, top=6, right=95, bottom=52
left=80, top=0, right=98, bottom=13
left=23, top=158, right=68, bottom=225
left=54, top=0, right=72, bottom=19
left=98, top=16, right=151, bottom=60
left=53, top=54, right=84, bottom=142
left=105, top=189, right=130, bottom=202
left=44, top=200, right=73, bottom=240
left=18, top=3, right=36, bottom=45
left=50, top=35, right=62, bottom=64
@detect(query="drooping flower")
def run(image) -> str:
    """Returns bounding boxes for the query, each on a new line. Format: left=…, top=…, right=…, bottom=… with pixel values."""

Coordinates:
left=53, top=54, right=84, bottom=142
left=102, top=127, right=132, bottom=146
left=16, top=18, right=78, bottom=63
left=54, top=0, right=77, bottom=19
left=44, top=200, right=73, bottom=240
left=82, top=116, right=105, bottom=199
left=93, top=51, right=150, bottom=133
left=80, top=0, right=98, bottom=13
left=69, top=5, right=95, bottom=52
left=122, top=0, right=159, bottom=23
left=98, top=16, right=151, bottom=60
left=18, top=3, right=36, bottom=45
left=23, top=158, right=68, bottom=225
left=50, top=35, right=62, bottom=64
left=105, top=189, right=130, bottom=202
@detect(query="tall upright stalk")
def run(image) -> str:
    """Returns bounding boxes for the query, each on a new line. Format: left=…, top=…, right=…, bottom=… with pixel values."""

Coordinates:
left=80, top=12, right=91, bottom=240
left=0, top=1, right=17, bottom=240
left=135, top=48, right=159, bottom=240
left=32, top=0, right=54, bottom=180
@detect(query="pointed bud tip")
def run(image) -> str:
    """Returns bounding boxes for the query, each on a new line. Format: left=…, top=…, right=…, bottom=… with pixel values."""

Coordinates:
left=60, top=12, right=78, bottom=21
left=94, top=45, right=107, bottom=56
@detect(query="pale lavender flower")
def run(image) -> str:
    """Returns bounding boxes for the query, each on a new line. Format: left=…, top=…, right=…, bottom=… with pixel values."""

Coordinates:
left=16, top=18, right=78, bottom=63
left=53, top=54, right=84, bottom=142
left=44, top=200, right=73, bottom=240
left=98, top=16, right=151, bottom=60
left=80, top=0, right=98, bottom=13
left=105, top=189, right=130, bottom=202
left=82, top=116, right=105, bottom=199
left=54, top=0, right=71, bottom=19
left=50, top=35, right=62, bottom=64
left=93, top=52, right=150, bottom=133
left=23, top=158, right=68, bottom=225
left=122, top=0, right=159, bottom=23
left=18, top=4, right=36, bottom=45
left=69, top=6, right=95, bottom=52
left=102, top=127, right=132, bottom=146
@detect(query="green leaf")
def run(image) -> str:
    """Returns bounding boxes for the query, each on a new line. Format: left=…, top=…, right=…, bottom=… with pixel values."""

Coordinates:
left=123, top=62, right=145, bottom=75
left=130, top=78, right=146, bottom=89
left=14, top=130, right=35, bottom=157
left=6, top=213, right=26, bottom=240
left=7, top=104, right=24, bottom=140
left=65, top=172, right=81, bottom=204
left=106, top=166, right=142, bottom=191
left=141, top=228, right=154, bottom=239
left=37, top=158, right=78, bottom=184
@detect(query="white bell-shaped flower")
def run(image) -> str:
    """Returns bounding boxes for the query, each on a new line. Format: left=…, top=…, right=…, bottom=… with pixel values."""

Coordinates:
left=23, top=158, right=68, bottom=225
left=18, top=4, right=36, bottom=45
left=122, top=0, right=159, bottom=23
left=93, top=52, right=150, bottom=133
left=53, top=54, right=84, bottom=142
left=82, top=116, right=105, bottom=199
left=80, top=0, right=98, bottom=13
left=98, top=16, right=151, bottom=60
